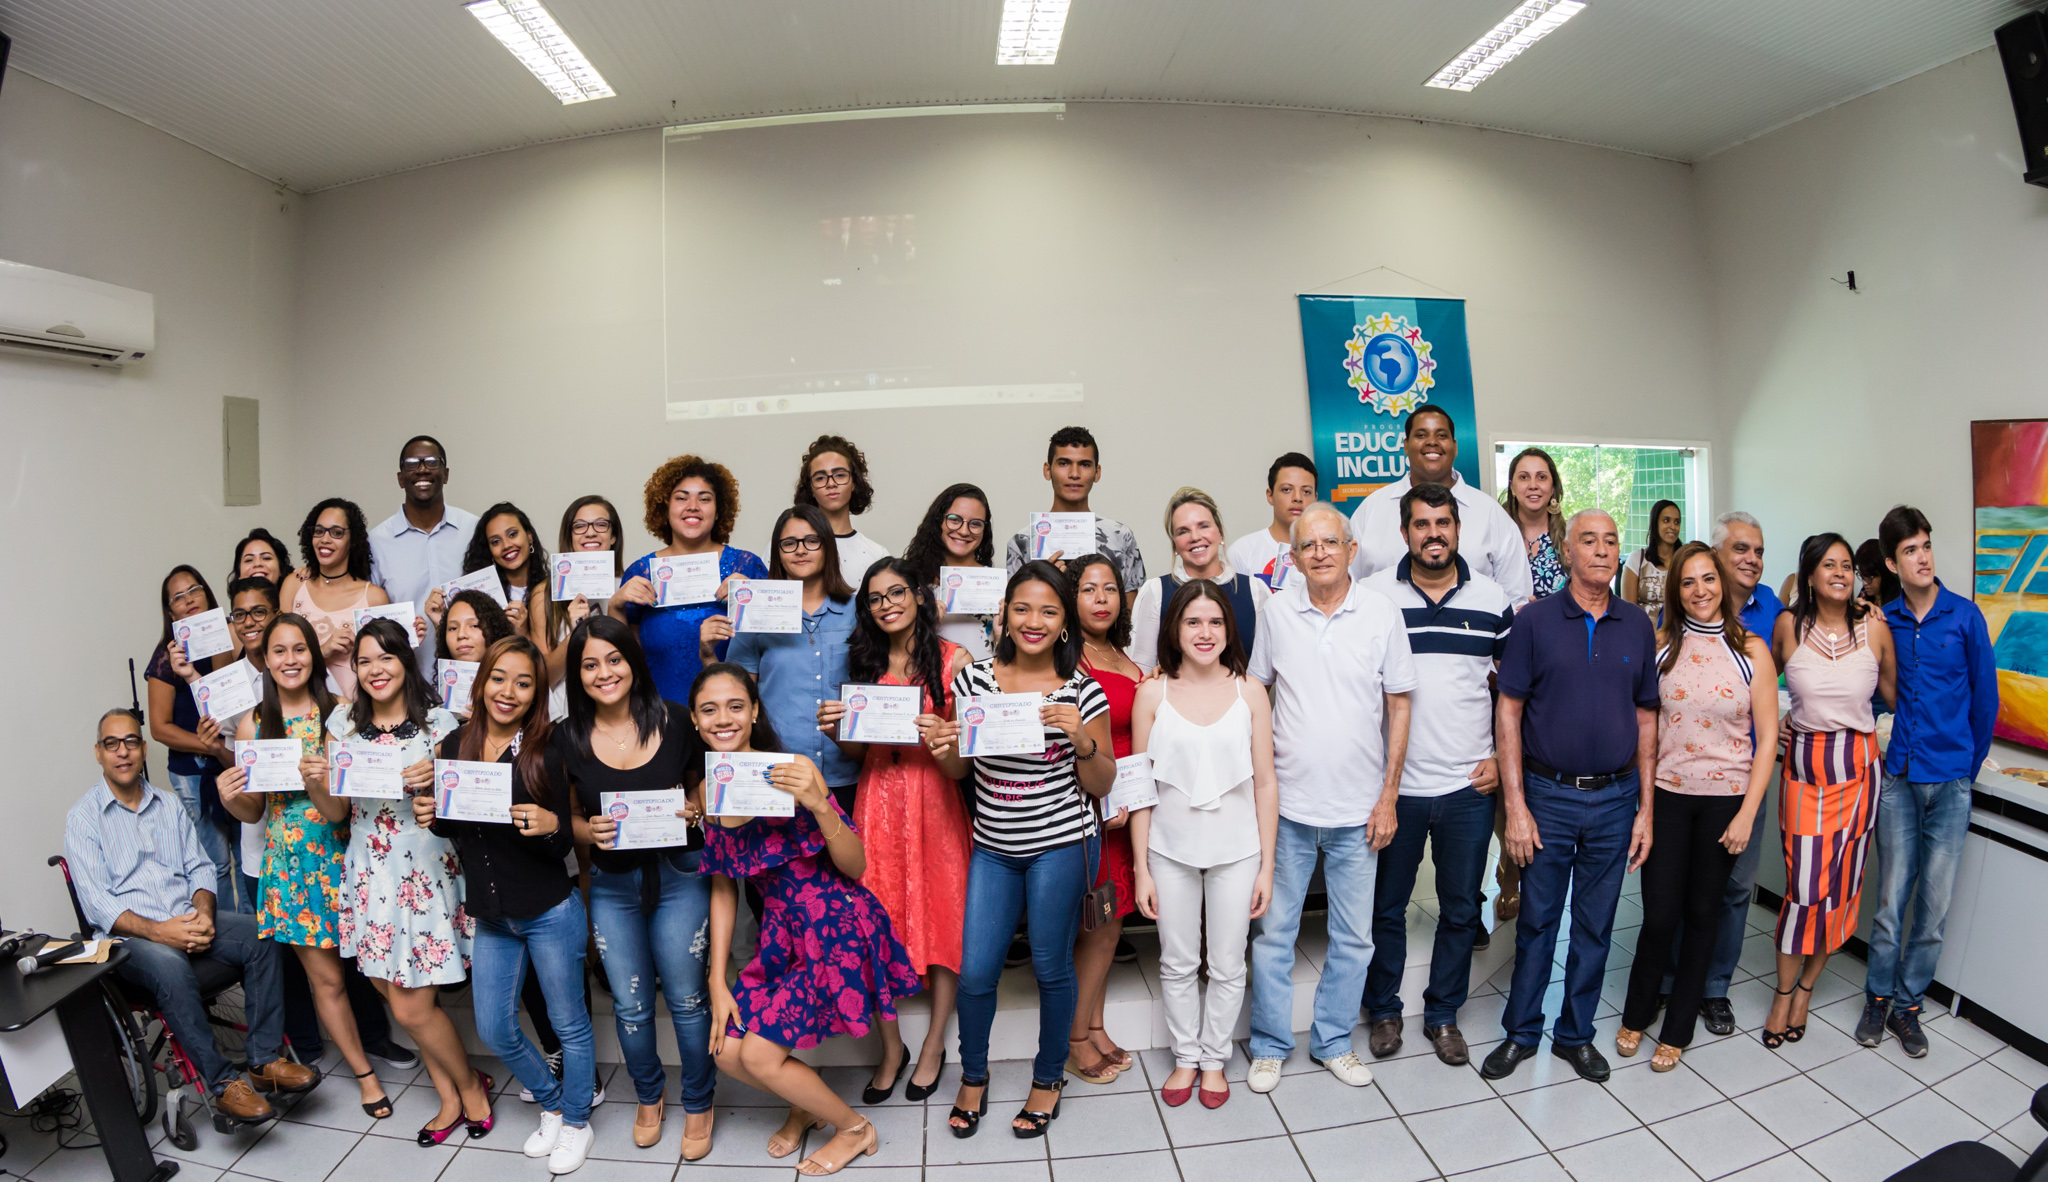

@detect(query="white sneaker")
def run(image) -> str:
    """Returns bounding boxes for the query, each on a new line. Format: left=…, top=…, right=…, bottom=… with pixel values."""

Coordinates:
left=591, top=1078, right=607, bottom=1106
left=1247, top=1058, right=1283, bottom=1094
left=549, top=1123, right=595, bottom=1174
left=524, top=1110, right=566, bottom=1158
left=1314, top=1051, right=1373, bottom=1087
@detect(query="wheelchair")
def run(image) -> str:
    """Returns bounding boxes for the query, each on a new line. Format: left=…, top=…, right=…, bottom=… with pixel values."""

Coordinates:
left=47, top=854, right=302, bottom=1151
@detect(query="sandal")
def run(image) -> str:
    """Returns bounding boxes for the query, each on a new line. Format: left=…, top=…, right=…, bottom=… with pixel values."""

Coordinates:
left=353, top=1069, right=392, bottom=1119
left=797, top=1120, right=879, bottom=1176
left=1013, top=1078, right=1067, bottom=1139
left=1615, top=1028, right=1644, bottom=1058
left=1066, top=1036, right=1119, bottom=1084
left=1088, top=1024, right=1134, bottom=1071
left=1786, top=981, right=1814, bottom=1044
left=768, top=1108, right=826, bottom=1159
left=1761, top=984, right=1796, bottom=1050
left=1650, top=1044, right=1683, bottom=1072
left=949, top=1078, right=989, bottom=1139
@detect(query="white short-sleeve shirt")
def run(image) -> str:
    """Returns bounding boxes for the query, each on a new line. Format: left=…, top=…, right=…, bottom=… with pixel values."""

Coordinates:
left=1246, top=578, right=1419, bottom=827
left=1346, top=473, right=1533, bottom=605
left=833, top=530, right=892, bottom=586
left=1228, top=529, right=1297, bottom=592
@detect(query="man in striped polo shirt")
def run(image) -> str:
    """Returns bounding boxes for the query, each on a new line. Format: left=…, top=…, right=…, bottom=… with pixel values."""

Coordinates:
left=1359, top=482, right=1515, bottom=1067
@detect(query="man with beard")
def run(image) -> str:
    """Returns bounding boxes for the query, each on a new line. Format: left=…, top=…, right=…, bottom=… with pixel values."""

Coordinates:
left=1359, top=483, right=1514, bottom=1067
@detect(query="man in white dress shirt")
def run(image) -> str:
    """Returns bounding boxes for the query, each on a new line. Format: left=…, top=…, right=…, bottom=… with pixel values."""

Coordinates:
left=368, top=435, right=478, bottom=677
left=1346, top=405, right=1532, bottom=604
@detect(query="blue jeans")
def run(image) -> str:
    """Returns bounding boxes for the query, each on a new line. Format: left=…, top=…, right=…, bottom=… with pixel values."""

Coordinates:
left=1249, top=817, right=1376, bottom=1061
left=168, top=771, right=234, bottom=896
left=589, top=856, right=715, bottom=1112
left=1661, top=815, right=1763, bottom=999
left=116, top=911, right=283, bottom=1092
left=474, top=893, right=596, bottom=1126
left=1363, top=789, right=1494, bottom=1027
left=1500, top=772, right=1638, bottom=1048
left=1866, top=775, right=1972, bottom=1010
left=957, top=842, right=1086, bottom=1084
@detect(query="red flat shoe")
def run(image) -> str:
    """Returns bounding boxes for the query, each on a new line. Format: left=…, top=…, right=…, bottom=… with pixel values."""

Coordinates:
left=1198, top=1084, right=1230, bottom=1109
left=464, top=1071, right=495, bottom=1140
left=1160, top=1083, right=1193, bottom=1107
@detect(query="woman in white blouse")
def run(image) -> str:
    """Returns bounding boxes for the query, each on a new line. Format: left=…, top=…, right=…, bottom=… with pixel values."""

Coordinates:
left=1128, top=580, right=1278, bottom=1110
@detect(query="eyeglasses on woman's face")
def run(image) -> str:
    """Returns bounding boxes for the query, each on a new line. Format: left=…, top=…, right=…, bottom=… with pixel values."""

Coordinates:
left=864, top=584, right=912, bottom=610
left=809, top=468, right=853, bottom=489
left=310, top=525, right=350, bottom=541
left=943, top=514, right=988, bottom=535
left=168, top=583, right=208, bottom=607
left=570, top=519, right=613, bottom=537
left=776, top=534, right=825, bottom=554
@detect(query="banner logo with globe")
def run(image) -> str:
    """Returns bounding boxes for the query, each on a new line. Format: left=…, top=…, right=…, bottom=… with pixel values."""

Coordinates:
left=1298, top=295, right=1480, bottom=505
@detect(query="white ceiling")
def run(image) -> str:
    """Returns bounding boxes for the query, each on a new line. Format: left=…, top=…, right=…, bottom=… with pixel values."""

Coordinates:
left=0, top=0, right=2024, bottom=191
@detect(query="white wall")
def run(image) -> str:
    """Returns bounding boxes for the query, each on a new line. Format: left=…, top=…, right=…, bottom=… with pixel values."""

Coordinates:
left=291, top=103, right=1721, bottom=569
left=1697, top=48, right=2048, bottom=596
left=0, top=71, right=302, bottom=932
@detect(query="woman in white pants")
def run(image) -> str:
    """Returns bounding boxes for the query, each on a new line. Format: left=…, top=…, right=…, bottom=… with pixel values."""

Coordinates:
left=1129, top=580, right=1278, bottom=1110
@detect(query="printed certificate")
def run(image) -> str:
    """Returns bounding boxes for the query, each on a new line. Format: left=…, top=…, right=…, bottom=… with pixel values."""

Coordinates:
left=957, top=692, right=1045, bottom=757
left=353, top=601, right=417, bottom=636
left=439, top=566, right=509, bottom=608
left=704, top=751, right=798, bottom=817
left=436, top=659, right=480, bottom=712
left=729, top=579, right=802, bottom=634
left=837, top=684, right=924, bottom=745
left=193, top=660, right=259, bottom=721
left=174, top=608, right=234, bottom=662
left=234, top=739, right=303, bottom=793
left=1105, top=753, right=1159, bottom=813
left=1027, top=513, right=1095, bottom=561
left=601, top=790, right=694, bottom=849
left=329, top=740, right=404, bottom=799
left=652, top=553, right=721, bottom=607
left=551, top=552, right=616, bottom=601
left=435, top=760, right=513, bottom=823
left=938, top=567, right=1005, bottom=615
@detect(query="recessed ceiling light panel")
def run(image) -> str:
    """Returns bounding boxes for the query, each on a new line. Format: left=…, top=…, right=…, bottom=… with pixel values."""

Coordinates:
left=1426, top=0, right=1586, bottom=92
left=466, top=0, right=615, bottom=104
left=997, top=0, right=1071, bottom=65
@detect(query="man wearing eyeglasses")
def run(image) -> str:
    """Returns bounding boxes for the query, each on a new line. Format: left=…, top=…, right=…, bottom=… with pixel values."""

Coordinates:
left=367, top=435, right=477, bottom=677
left=795, top=434, right=892, bottom=582
left=65, top=709, right=319, bottom=1125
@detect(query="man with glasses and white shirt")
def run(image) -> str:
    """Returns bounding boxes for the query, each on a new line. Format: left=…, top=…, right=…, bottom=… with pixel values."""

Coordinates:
left=367, top=435, right=477, bottom=677
left=795, top=434, right=891, bottom=579
left=1245, top=503, right=1416, bottom=1095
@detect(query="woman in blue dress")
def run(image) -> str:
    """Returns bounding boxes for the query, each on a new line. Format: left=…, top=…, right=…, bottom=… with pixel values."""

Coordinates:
left=610, top=455, right=766, bottom=701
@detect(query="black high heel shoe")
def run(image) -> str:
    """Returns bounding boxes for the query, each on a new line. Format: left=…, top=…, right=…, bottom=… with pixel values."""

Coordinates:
left=354, top=1069, right=392, bottom=1119
left=949, top=1077, right=989, bottom=1139
left=1012, top=1078, right=1067, bottom=1139
left=1761, top=985, right=1796, bottom=1050
left=1785, top=981, right=1814, bottom=1044
left=862, top=1049, right=907, bottom=1104
left=905, top=1050, right=946, bottom=1103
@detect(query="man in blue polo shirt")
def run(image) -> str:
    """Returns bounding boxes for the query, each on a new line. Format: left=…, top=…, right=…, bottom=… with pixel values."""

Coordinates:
left=1856, top=506, right=1997, bottom=1057
left=1481, top=509, right=1658, bottom=1084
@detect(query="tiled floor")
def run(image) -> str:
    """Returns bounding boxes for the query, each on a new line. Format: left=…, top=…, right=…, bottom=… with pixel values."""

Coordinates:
left=4, top=899, right=2040, bottom=1182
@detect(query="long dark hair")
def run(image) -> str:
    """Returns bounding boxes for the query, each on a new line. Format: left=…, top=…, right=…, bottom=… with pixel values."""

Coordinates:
left=1656, top=542, right=1751, bottom=674
left=1069, top=553, right=1133, bottom=650
left=1500, top=447, right=1565, bottom=556
left=1640, top=499, right=1682, bottom=569
left=255, top=613, right=336, bottom=741
left=1157, top=579, right=1248, bottom=677
left=457, top=635, right=554, bottom=806
left=994, top=560, right=1082, bottom=678
left=437, top=589, right=515, bottom=662
left=1854, top=538, right=1901, bottom=609
left=350, top=618, right=434, bottom=732
left=680, top=663, right=784, bottom=778
left=902, top=483, right=994, bottom=586
left=848, top=558, right=947, bottom=695
left=562, top=615, right=666, bottom=759
left=298, top=498, right=374, bottom=581
left=766, top=504, right=853, bottom=601
left=231, top=529, right=297, bottom=585
left=466, top=502, right=559, bottom=639
left=1792, top=532, right=1867, bottom=644
left=558, top=495, right=625, bottom=578
left=158, top=565, right=220, bottom=652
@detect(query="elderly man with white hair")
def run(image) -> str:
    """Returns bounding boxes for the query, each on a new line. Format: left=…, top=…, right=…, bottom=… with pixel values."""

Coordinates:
left=1243, top=503, right=1416, bottom=1095
left=1481, top=509, right=1660, bottom=1085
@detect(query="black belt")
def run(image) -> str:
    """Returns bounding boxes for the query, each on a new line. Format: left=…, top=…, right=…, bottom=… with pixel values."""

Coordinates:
left=1525, top=758, right=1635, bottom=790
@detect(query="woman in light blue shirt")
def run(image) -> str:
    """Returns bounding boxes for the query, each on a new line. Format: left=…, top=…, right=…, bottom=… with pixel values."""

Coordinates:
left=704, top=504, right=862, bottom=812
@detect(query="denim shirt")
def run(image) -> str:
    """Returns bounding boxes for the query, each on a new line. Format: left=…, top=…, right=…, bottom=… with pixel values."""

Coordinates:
left=1882, top=581, right=1998, bottom=783
left=724, top=592, right=860, bottom=786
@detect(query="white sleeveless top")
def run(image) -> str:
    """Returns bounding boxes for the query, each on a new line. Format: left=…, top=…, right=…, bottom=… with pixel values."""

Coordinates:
left=1784, top=618, right=1879, bottom=735
left=1147, top=679, right=1259, bottom=868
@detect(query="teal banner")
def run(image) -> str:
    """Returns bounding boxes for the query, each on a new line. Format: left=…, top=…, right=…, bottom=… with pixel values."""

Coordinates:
left=1297, top=295, right=1480, bottom=508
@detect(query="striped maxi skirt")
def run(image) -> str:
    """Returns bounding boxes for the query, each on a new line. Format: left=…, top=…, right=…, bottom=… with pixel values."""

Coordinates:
left=1776, top=727, right=1879, bottom=956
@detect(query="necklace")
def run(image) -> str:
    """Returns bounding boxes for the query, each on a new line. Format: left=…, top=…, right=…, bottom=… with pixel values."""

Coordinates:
left=594, top=719, right=633, bottom=751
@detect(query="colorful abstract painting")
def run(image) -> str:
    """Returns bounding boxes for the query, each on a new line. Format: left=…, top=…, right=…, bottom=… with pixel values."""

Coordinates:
left=1973, top=419, right=2048, bottom=751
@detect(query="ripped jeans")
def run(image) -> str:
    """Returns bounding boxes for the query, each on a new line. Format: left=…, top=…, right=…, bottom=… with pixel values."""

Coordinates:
left=589, top=854, right=716, bottom=1112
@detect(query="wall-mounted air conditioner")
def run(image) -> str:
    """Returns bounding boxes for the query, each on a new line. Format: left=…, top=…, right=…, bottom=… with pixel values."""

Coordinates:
left=0, top=259, right=155, bottom=367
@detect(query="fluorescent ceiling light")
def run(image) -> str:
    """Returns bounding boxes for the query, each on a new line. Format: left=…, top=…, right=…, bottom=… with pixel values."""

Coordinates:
left=997, top=0, right=1070, bottom=65
left=1425, top=0, right=1586, bottom=92
left=466, top=0, right=615, bottom=104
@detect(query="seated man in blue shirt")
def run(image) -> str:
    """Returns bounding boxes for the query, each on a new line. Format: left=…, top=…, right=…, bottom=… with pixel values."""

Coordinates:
left=64, top=709, right=317, bottom=1125
left=1856, top=506, right=1998, bottom=1058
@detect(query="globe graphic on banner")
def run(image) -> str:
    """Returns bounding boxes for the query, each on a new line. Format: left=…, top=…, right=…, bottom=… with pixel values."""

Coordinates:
left=1364, top=333, right=1418, bottom=396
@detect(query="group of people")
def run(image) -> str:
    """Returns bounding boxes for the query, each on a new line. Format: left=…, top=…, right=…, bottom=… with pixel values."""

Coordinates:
left=64, top=410, right=1998, bottom=1176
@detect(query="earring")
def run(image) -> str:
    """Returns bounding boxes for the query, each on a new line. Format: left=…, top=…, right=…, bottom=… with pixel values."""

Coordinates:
left=1059, top=629, right=1069, bottom=643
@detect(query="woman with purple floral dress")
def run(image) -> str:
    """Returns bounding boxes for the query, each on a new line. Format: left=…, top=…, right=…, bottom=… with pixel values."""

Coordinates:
left=312, top=619, right=493, bottom=1147
left=693, top=663, right=922, bottom=1177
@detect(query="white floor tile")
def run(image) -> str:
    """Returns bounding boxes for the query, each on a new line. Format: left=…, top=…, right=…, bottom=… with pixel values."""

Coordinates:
left=1502, top=1079, right=1638, bottom=1151
left=1872, top=1088, right=1990, bottom=1158
left=1732, top=1075, right=1858, bottom=1149
left=1555, top=1127, right=1695, bottom=1182
left=1649, top=1101, right=1786, bottom=1180
left=1404, top=1097, right=1548, bottom=1176
left=1794, top=1121, right=1916, bottom=1182
left=1293, top=1116, right=1439, bottom=1182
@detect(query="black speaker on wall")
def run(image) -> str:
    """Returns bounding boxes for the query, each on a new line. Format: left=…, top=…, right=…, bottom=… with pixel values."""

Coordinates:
left=1997, top=12, right=2048, bottom=187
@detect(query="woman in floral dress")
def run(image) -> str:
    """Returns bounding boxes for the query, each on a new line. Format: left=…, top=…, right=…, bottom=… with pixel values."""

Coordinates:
left=696, top=663, right=922, bottom=1177
left=217, top=614, right=389, bottom=1117
left=314, top=619, right=491, bottom=1145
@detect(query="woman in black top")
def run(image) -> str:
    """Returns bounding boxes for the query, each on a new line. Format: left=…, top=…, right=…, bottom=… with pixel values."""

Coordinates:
left=414, top=635, right=596, bottom=1168
left=555, top=615, right=717, bottom=1160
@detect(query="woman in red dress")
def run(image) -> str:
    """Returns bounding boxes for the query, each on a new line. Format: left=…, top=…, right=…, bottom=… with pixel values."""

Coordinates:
left=1066, top=555, right=1140, bottom=1083
left=819, top=557, right=973, bottom=1103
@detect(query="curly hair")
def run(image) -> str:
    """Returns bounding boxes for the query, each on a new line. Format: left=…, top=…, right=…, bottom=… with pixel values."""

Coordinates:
left=1067, top=553, right=1133, bottom=649
left=793, top=434, right=874, bottom=517
left=298, top=498, right=374, bottom=581
left=230, top=528, right=296, bottom=585
left=902, top=483, right=994, bottom=586
left=438, top=589, right=515, bottom=661
left=642, top=454, right=739, bottom=545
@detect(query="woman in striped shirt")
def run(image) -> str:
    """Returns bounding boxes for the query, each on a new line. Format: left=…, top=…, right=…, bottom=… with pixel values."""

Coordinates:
left=928, top=561, right=1116, bottom=1139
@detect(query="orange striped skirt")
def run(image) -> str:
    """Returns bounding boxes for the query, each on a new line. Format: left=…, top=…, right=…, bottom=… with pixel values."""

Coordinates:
left=1776, top=728, right=1878, bottom=956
